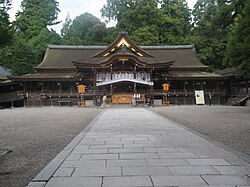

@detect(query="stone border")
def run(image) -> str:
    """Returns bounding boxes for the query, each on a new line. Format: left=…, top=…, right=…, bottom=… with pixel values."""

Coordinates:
left=150, top=109, right=250, bottom=164
left=27, top=110, right=105, bottom=187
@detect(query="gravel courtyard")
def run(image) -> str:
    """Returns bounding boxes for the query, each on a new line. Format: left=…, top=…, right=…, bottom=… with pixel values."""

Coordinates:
left=0, top=105, right=249, bottom=187
left=151, top=105, right=250, bottom=156
left=0, top=107, right=101, bottom=187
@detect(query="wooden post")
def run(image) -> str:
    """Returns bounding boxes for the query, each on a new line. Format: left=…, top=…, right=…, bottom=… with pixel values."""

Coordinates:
left=42, top=82, right=44, bottom=92
left=93, top=69, right=96, bottom=95
left=150, top=85, right=154, bottom=107
left=24, top=82, right=27, bottom=107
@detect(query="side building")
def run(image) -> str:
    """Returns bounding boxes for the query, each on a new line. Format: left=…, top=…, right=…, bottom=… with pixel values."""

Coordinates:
left=9, top=32, right=227, bottom=107
left=0, top=66, right=23, bottom=108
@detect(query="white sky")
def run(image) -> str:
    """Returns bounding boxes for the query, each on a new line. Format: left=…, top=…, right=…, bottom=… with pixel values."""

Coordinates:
left=9, top=0, right=197, bottom=34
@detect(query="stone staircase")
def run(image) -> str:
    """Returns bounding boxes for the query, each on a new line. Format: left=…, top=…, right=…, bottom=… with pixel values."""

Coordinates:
left=228, top=94, right=250, bottom=106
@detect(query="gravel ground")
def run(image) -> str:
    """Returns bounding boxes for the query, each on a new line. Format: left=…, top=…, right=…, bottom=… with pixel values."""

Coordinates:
left=151, top=105, right=250, bottom=156
left=0, top=106, right=249, bottom=187
left=0, top=107, right=101, bottom=187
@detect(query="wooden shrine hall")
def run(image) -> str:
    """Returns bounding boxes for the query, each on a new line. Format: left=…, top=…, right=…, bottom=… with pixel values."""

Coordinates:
left=10, top=31, right=227, bottom=107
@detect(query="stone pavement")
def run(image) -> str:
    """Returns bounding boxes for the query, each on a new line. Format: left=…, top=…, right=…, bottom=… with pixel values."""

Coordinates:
left=27, top=108, right=250, bottom=187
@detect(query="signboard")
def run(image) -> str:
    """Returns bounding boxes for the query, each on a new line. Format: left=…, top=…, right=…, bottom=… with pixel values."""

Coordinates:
left=195, top=90, right=205, bottom=105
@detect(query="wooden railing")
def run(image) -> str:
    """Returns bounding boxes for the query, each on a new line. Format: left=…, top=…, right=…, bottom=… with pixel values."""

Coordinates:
left=3, top=89, right=226, bottom=101
left=0, top=91, right=21, bottom=103
left=146, top=89, right=226, bottom=96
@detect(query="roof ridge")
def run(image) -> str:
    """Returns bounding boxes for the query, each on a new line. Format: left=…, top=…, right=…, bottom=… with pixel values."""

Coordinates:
left=141, top=45, right=193, bottom=49
left=48, top=45, right=194, bottom=50
left=48, top=45, right=107, bottom=49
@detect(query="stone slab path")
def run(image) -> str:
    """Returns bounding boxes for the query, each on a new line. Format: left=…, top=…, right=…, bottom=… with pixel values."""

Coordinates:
left=27, top=108, right=250, bottom=187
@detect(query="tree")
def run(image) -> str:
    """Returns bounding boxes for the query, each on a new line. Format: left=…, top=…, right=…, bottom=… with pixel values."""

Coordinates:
left=101, top=0, right=192, bottom=45
left=224, top=0, right=250, bottom=73
left=61, top=13, right=72, bottom=41
left=0, top=39, right=37, bottom=75
left=85, top=22, right=108, bottom=45
left=131, top=26, right=159, bottom=45
left=28, top=28, right=62, bottom=60
left=159, top=0, right=191, bottom=44
left=191, top=0, right=246, bottom=70
left=117, top=0, right=160, bottom=34
left=0, top=0, right=13, bottom=47
left=0, top=0, right=62, bottom=75
left=62, top=12, right=109, bottom=45
left=15, top=0, right=60, bottom=39
left=192, top=0, right=226, bottom=69
left=101, top=0, right=137, bottom=23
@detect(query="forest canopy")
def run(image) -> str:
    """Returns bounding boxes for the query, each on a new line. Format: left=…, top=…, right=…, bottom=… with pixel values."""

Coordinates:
left=0, top=0, right=249, bottom=75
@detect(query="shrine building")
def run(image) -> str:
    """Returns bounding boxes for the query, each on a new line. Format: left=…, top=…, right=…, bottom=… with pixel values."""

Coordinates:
left=10, top=31, right=228, bottom=107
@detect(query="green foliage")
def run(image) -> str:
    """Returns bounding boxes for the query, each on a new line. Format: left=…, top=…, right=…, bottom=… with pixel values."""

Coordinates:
left=61, top=13, right=72, bottom=40
left=28, top=28, right=63, bottom=59
left=15, top=0, right=60, bottom=39
left=0, top=0, right=13, bottom=47
left=101, top=0, right=137, bottom=22
left=0, top=38, right=37, bottom=75
left=0, top=0, right=62, bottom=75
left=101, top=0, right=192, bottom=45
left=61, top=12, right=111, bottom=45
left=159, top=0, right=191, bottom=44
left=0, top=28, right=62, bottom=75
left=191, top=0, right=239, bottom=70
left=131, top=26, right=159, bottom=45
left=103, top=27, right=119, bottom=44
left=85, top=22, right=108, bottom=45
left=224, top=0, right=250, bottom=74
left=61, top=13, right=100, bottom=44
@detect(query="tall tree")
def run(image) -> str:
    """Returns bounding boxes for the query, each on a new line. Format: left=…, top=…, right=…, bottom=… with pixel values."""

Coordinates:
left=62, top=12, right=109, bottom=45
left=0, top=0, right=13, bottom=47
left=0, top=39, right=37, bottom=75
left=101, top=0, right=137, bottom=23
left=61, top=13, right=72, bottom=41
left=3, top=0, right=63, bottom=75
left=15, top=0, right=60, bottom=39
left=116, top=0, right=160, bottom=33
left=101, top=0, right=192, bottom=45
left=191, top=0, right=246, bottom=70
left=192, top=0, right=225, bottom=70
left=159, top=0, right=191, bottom=44
left=85, top=22, right=108, bottom=45
left=224, top=0, right=250, bottom=73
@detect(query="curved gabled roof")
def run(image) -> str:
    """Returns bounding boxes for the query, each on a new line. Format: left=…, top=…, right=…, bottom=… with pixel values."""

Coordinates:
left=36, top=31, right=207, bottom=71
left=92, top=31, right=154, bottom=58
left=37, top=44, right=206, bottom=70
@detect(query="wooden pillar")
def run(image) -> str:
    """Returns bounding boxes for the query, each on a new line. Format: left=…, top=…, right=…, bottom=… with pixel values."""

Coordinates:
left=216, top=80, right=220, bottom=91
left=134, top=65, right=137, bottom=79
left=24, top=82, right=27, bottom=107
left=110, top=66, right=113, bottom=95
left=150, top=85, right=154, bottom=107
left=134, top=82, right=136, bottom=92
left=93, top=69, right=96, bottom=94
left=229, top=78, right=233, bottom=96
left=24, top=82, right=27, bottom=93
left=42, top=82, right=45, bottom=92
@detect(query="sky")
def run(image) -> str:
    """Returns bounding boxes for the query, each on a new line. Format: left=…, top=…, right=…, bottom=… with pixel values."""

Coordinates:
left=9, top=0, right=197, bottom=34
